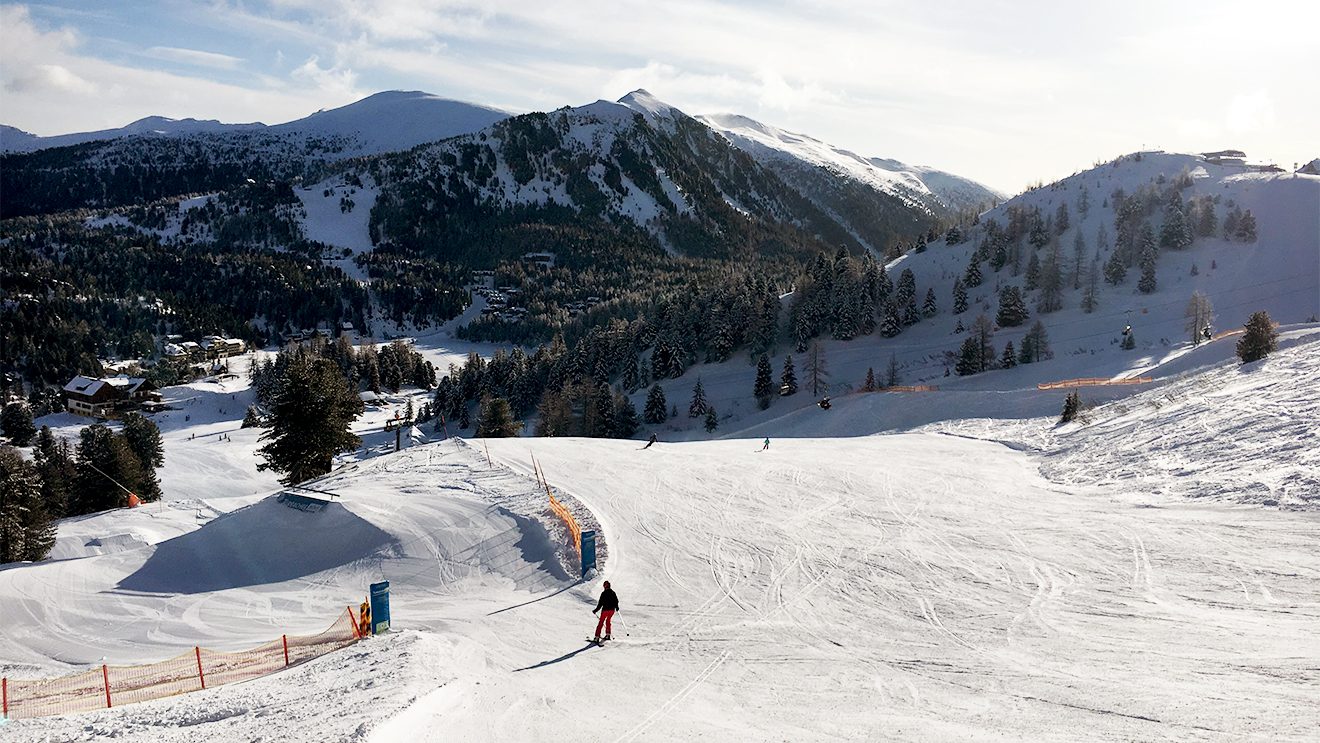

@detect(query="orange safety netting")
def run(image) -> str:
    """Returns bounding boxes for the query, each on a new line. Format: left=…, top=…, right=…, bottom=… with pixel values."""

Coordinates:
left=2, top=607, right=359, bottom=721
left=534, top=455, right=581, bottom=553
left=1036, top=376, right=1153, bottom=390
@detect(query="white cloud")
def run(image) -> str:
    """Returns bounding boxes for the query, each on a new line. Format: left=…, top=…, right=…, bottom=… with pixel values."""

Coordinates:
left=142, top=46, right=245, bottom=70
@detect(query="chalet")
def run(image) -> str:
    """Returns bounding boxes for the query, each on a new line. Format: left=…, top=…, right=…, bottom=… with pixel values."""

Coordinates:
left=200, top=336, right=247, bottom=358
left=63, top=375, right=160, bottom=418
left=523, top=252, right=555, bottom=268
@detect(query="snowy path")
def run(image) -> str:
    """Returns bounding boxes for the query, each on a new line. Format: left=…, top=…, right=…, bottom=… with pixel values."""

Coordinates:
left=5, top=435, right=1317, bottom=740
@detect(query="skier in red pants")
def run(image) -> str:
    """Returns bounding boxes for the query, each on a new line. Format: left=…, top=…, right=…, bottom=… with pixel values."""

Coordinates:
left=592, top=581, right=619, bottom=642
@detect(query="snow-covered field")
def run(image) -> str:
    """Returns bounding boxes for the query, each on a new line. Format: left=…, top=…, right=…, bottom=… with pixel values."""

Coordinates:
left=4, top=335, right=1318, bottom=741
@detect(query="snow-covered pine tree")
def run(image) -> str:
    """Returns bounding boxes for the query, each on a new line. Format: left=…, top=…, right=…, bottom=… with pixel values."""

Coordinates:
left=922, top=287, right=938, bottom=318
left=996, top=286, right=1030, bottom=327
left=1, top=402, right=36, bottom=446
left=704, top=406, right=718, bottom=433
left=1055, top=201, right=1070, bottom=235
left=964, top=255, right=984, bottom=288
left=1001, top=341, right=1017, bottom=368
left=903, top=301, right=921, bottom=326
left=863, top=367, right=876, bottom=392
left=643, top=384, right=668, bottom=424
left=477, top=396, right=522, bottom=437
left=895, top=268, right=917, bottom=309
left=0, top=446, right=56, bottom=562
left=952, top=278, right=968, bottom=314
left=688, top=378, right=708, bottom=418
left=1022, top=320, right=1051, bottom=363
left=613, top=392, right=640, bottom=438
left=879, top=302, right=902, bottom=338
left=1160, top=191, right=1192, bottom=250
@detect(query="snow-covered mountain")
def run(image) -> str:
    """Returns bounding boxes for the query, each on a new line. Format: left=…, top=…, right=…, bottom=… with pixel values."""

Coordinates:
left=697, top=112, right=1002, bottom=216
left=361, top=90, right=946, bottom=261
left=0, top=91, right=509, bottom=156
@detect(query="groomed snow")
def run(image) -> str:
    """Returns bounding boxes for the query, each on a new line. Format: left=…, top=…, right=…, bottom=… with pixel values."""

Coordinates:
left=4, top=337, right=1318, bottom=740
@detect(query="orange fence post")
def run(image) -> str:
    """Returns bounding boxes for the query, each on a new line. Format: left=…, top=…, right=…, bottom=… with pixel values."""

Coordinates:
left=195, top=646, right=206, bottom=690
left=283, top=634, right=290, bottom=666
left=3, top=676, right=8, bottom=719
left=348, top=605, right=361, bottom=640
left=102, top=664, right=112, bottom=709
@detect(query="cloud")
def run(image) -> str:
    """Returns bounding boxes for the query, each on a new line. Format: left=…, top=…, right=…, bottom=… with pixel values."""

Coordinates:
left=291, top=55, right=361, bottom=100
left=142, top=46, right=245, bottom=70
left=4, top=63, right=95, bottom=94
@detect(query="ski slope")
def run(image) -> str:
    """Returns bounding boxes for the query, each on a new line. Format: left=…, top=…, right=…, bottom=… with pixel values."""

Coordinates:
left=4, top=338, right=1318, bottom=741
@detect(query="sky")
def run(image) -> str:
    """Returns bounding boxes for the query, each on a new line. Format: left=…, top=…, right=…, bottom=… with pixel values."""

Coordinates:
left=2, top=0, right=1316, bottom=193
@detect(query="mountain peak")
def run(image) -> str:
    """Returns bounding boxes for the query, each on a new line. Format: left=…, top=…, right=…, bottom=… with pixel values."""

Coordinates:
left=617, top=89, right=682, bottom=122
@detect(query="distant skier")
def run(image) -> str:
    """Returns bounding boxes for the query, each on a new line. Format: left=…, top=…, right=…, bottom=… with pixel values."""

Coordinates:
left=761, top=437, right=770, bottom=451
left=643, top=433, right=658, bottom=449
left=1202, top=325, right=1213, bottom=341
left=1122, top=324, right=1132, bottom=338
left=818, top=397, right=831, bottom=410
left=592, top=581, right=619, bottom=642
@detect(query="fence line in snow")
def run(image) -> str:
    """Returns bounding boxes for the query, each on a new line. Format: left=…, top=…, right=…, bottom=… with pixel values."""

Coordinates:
left=2, top=606, right=362, bottom=721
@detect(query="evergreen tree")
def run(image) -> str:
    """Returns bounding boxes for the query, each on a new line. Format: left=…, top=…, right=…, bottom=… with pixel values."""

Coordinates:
left=688, top=378, right=708, bottom=418
left=476, top=396, right=522, bottom=438
left=121, top=412, right=165, bottom=471
left=1223, top=206, right=1241, bottom=238
left=1236, top=311, right=1277, bottom=363
left=622, top=352, right=641, bottom=392
left=1060, top=390, right=1081, bottom=423
left=922, top=287, right=938, bottom=318
left=613, top=392, right=640, bottom=438
left=952, top=278, right=968, bottom=315
left=1121, top=331, right=1136, bottom=350
left=241, top=405, right=263, bottom=428
left=964, top=255, right=983, bottom=288
left=863, top=367, right=876, bottom=392
left=754, top=354, right=774, bottom=410
left=704, top=406, right=719, bottom=433
left=903, top=301, right=921, bottom=326
left=895, top=268, right=917, bottom=309
left=1082, top=260, right=1101, bottom=313
left=257, top=357, right=364, bottom=486
left=804, top=342, right=830, bottom=396
left=1055, top=201, right=1070, bottom=235
left=33, top=426, right=73, bottom=518
left=1235, top=209, right=1258, bottom=242
left=75, top=424, right=145, bottom=513
left=0, top=446, right=56, bottom=563
left=996, top=286, right=1030, bottom=327
left=1037, top=242, right=1065, bottom=313
left=1195, top=198, right=1217, bottom=238
left=1072, top=230, right=1087, bottom=289
left=1160, top=191, right=1192, bottom=250
left=1137, top=243, right=1158, bottom=294
left=879, top=302, right=902, bottom=338
left=1021, top=321, right=1051, bottom=364
left=1024, top=253, right=1041, bottom=290
left=1, top=402, right=36, bottom=446
left=1104, top=249, right=1127, bottom=285
left=955, top=315, right=995, bottom=376
left=1185, top=291, right=1215, bottom=346
left=780, top=354, right=798, bottom=396
left=458, top=403, right=471, bottom=429
left=644, top=384, right=668, bottom=424
left=1001, top=341, right=1017, bottom=368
